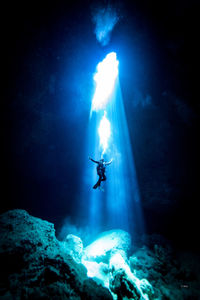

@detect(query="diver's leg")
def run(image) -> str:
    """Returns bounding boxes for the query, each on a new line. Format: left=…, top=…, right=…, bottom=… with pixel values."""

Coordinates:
left=93, top=176, right=101, bottom=189
left=101, top=174, right=106, bottom=181
left=99, top=175, right=105, bottom=191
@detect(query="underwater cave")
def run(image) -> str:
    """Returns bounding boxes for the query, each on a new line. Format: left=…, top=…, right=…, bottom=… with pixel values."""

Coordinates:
left=1, top=0, right=200, bottom=299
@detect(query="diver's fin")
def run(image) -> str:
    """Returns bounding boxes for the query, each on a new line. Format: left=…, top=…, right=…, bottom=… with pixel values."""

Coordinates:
left=93, top=179, right=101, bottom=189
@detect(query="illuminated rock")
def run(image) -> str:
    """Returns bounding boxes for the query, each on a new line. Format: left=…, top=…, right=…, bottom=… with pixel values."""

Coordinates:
left=62, top=234, right=83, bottom=263
left=140, top=279, right=154, bottom=299
left=82, top=230, right=154, bottom=299
left=110, top=269, right=144, bottom=300
left=109, top=252, right=152, bottom=300
left=83, top=229, right=131, bottom=263
left=82, top=261, right=110, bottom=288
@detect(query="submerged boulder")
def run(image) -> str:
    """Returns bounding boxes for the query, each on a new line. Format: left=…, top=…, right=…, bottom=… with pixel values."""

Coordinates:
left=0, top=209, right=112, bottom=300
left=83, top=229, right=131, bottom=263
left=82, top=230, right=154, bottom=299
left=62, top=234, right=83, bottom=263
left=109, top=252, right=153, bottom=299
left=110, top=269, right=143, bottom=300
left=81, top=229, right=131, bottom=290
left=82, top=261, right=110, bottom=288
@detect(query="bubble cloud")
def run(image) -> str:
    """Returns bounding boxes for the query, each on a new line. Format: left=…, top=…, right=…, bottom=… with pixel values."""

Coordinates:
left=92, top=4, right=120, bottom=46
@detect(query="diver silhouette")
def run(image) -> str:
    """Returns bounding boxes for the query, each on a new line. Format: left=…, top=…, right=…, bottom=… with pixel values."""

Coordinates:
left=89, top=157, right=113, bottom=189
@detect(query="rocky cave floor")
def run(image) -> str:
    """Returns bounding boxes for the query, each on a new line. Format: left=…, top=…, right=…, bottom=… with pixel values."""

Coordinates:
left=0, top=209, right=199, bottom=299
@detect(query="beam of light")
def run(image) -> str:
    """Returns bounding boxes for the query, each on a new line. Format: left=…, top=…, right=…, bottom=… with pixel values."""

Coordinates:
left=78, top=52, right=144, bottom=242
left=98, top=111, right=111, bottom=156
left=105, top=80, right=145, bottom=238
left=91, top=52, right=119, bottom=113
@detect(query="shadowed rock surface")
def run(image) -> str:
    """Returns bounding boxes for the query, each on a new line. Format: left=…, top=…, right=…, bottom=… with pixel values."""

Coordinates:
left=0, top=209, right=199, bottom=299
left=129, top=245, right=200, bottom=299
left=0, top=209, right=112, bottom=300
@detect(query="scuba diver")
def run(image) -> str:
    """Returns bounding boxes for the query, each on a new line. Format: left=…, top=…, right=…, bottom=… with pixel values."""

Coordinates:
left=89, top=157, right=113, bottom=189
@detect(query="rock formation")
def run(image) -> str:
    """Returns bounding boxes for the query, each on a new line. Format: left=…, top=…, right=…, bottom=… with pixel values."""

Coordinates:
left=0, top=210, right=112, bottom=299
left=0, top=209, right=199, bottom=299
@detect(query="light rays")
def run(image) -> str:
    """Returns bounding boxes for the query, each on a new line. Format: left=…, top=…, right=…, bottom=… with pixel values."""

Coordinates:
left=91, top=52, right=119, bottom=112
left=98, top=111, right=111, bottom=156
left=79, top=52, right=144, bottom=238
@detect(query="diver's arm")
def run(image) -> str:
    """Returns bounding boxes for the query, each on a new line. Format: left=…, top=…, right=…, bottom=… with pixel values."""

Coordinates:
left=105, top=158, right=113, bottom=165
left=89, top=157, right=99, bottom=164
